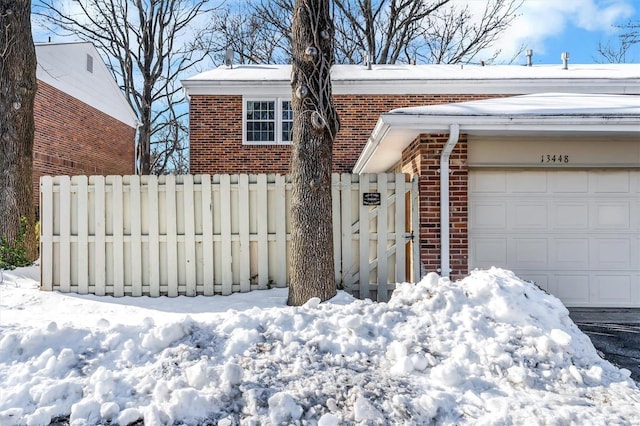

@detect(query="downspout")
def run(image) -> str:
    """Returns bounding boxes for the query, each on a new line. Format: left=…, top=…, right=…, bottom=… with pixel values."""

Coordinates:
left=440, top=124, right=460, bottom=278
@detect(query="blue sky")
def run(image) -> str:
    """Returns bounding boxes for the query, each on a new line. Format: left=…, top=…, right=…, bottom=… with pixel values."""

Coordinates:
left=32, top=0, right=639, bottom=65
left=488, top=0, right=640, bottom=64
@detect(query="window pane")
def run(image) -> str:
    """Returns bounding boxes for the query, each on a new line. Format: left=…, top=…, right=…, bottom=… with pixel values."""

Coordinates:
left=281, top=100, right=293, bottom=143
left=246, top=100, right=276, bottom=143
left=282, top=122, right=292, bottom=142
left=282, top=101, right=292, bottom=120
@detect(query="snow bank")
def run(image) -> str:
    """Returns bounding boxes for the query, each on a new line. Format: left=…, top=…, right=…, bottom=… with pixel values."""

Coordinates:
left=1, top=267, right=638, bottom=425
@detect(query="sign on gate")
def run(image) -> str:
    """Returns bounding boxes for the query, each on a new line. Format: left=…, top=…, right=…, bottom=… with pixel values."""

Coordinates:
left=362, top=192, right=381, bottom=206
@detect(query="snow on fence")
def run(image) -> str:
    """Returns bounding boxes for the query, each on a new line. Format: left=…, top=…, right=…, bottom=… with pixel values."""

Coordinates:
left=40, top=173, right=419, bottom=301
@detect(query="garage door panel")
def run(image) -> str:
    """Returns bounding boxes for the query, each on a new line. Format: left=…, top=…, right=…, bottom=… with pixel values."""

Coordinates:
left=594, top=275, right=633, bottom=305
left=508, top=171, right=547, bottom=193
left=592, top=202, right=630, bottom=229
left=550, top=171, right=588, bottom=193
left=470, top=202, right=506, bottom=230
left=511, top=203, right=548, bottom=229
left=471, top=238, right=507, bottom=265
left=553, top=239, right=589, bottom=266
left=551, top=202, right=588, bottom=229
left=634, top=173, right=640, bottom=193
left=470, top=171, right=506, bottom=193
left=469, top=169, right=640, bottom=307
left=591, top=171, right=630, bottom=193
left=554, top=275, right=590, bottom=305
left=593, top=239, right=631, bottom=267
left=514, top=239, right=548, bottom=266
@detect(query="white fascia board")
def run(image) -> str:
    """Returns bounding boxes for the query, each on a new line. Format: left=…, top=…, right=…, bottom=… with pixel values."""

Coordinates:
left=182, top=78, right=639, bottom=97
left=332, top=79, right=640, bottom=95
left=353, top=113, right=640, bottom=173
left=182, top=80, right=291, bottom=96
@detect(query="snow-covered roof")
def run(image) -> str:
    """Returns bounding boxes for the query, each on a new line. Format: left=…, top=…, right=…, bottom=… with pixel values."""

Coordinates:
left=353, top=93, right=640, bottom=173
left=182, top=63, right=640, bottom=96
left=392, top=92, right=640, bottom=116
left=36, top=42, right=139, bottom=128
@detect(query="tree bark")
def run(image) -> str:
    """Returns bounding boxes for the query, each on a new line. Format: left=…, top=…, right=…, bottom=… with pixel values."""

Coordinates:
left=0, top=0, right=37, bottom=259
left=288, top=0, right=339, bottom=306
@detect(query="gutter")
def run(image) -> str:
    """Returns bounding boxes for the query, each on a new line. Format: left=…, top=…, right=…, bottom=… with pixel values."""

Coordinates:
left=440, top=124, right=460, bottom=278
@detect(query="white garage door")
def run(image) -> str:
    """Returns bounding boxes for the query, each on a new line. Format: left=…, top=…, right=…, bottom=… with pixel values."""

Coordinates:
left=469, top=169, right=640, bottom=307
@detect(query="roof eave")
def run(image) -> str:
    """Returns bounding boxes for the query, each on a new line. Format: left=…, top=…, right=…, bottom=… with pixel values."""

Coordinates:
left=353, top=114, right=640, bottom=174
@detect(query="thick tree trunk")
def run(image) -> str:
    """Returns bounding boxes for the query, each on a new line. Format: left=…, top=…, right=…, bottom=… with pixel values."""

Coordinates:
left=288, top=0, right=339, bottom=305
left=0, top=0, right=37, bottom=259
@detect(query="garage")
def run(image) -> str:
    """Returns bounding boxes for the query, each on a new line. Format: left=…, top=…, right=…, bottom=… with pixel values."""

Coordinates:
left=468, top=135, right=640, bottom=307
left=354, top=93, right=640, bottom=308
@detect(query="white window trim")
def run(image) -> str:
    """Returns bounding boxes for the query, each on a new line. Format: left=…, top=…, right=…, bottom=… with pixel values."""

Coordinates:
left=242, top=97, right=293, bottom=145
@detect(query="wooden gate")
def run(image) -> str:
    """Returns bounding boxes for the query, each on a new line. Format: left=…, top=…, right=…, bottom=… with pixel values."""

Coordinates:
left=332, top=173, right=419, bottom=301
left=40, top=173, right=419, bottom=299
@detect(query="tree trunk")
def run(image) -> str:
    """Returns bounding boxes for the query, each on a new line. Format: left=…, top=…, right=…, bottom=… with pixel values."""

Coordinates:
left=0, top=0, right=37, bottom=260
left=288, top=0, right=339, bottom=306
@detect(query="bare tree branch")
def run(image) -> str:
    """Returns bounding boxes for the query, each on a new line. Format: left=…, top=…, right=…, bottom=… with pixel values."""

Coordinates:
left=232, top=0, right=521, bottom=65
left=596, top=20, right=639, bottom=63
left=421, top=0, right=522, bottom=64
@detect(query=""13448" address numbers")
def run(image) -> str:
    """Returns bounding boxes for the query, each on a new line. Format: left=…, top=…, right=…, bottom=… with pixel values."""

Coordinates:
left=541, top=154, right=569, bottom=164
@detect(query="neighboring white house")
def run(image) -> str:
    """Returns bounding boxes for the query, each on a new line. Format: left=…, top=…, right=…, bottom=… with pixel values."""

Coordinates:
left=33, top=42, right=138, bottom=211
left=35, top=42, right=138, bottom=128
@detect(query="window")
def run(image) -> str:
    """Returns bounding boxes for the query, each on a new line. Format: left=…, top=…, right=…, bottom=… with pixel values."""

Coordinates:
left=244, top=98, right=293, bottom=145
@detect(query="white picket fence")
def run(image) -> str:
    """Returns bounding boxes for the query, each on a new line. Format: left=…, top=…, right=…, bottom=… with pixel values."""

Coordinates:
left=40, top=173, right=419, bottom=301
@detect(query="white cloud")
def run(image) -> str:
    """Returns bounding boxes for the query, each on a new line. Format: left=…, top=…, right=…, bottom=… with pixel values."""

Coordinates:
left=464, top=0, right=636, bottom=62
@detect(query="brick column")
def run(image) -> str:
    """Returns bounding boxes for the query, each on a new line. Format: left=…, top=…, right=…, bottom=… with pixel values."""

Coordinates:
left=402, top=133, right=468, bottom=280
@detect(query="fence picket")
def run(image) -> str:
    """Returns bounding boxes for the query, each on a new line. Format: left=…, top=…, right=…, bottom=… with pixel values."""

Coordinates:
left=165, top=175, right=178, bottom=297
left=275, top=175, right=287, bottom=287
left=92, top=176, right=106, bottom=296
left=359, top=174, right=371, bottom=299
left=220, top=174, right=233, bottom=295
left=340, top=174, right=353, bottom=290
left=377, top=173, right=389, bottom=302
left=395, top=173, right=407, bottom=284
left=201, top=175, right=215, bottom=295
left=109, top=176, right=124, bottom=297
left=129, top=175, right=143, bottom=296
left=75, top=176, right=89, bottom=294
left=332, top=173, right=341, bottom=287
left=239, top=174, right=251, bottom=292
left=59, top=176, right=71, bottom=293
left=184, top=175, right=197, bottom=296
left=146, top=176, right=160, bottom=296
left=40, top=176, right=54, bottom=291
left=411, top=175, right=421, bottom=282
left=256, top=174, right=269, bottom=289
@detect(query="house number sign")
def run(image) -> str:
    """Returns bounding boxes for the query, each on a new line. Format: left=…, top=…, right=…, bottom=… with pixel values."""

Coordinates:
left=363, top=192, right=381, bottom=206
left=541, top=154, right=570, bottom=164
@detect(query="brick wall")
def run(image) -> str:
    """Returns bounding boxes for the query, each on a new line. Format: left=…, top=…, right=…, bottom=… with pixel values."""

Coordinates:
left=402, top=133, right=469, bottom=280
left=33, top=81, right=135, bottom=210
left=189, top=94, right=500, bottom=174
left=189, top=92, right=506, bottom=281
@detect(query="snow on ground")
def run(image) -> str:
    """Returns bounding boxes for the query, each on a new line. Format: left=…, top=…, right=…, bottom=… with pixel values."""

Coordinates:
left=1, top=266, right=639, bottom=425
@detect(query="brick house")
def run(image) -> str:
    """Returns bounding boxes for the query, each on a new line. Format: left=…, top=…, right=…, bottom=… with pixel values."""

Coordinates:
left=34, top=42, right=138, bottom=210
left=182, top=63, right=640, bottom=307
